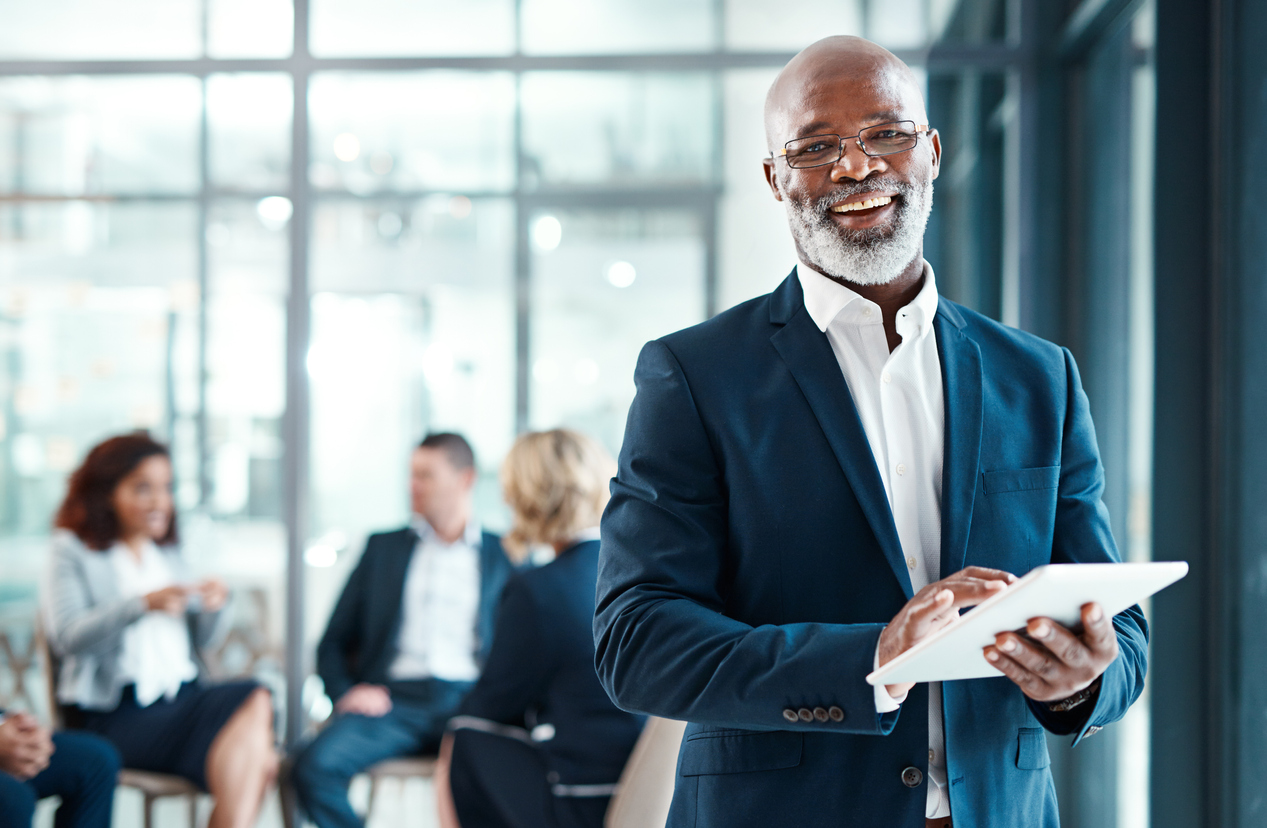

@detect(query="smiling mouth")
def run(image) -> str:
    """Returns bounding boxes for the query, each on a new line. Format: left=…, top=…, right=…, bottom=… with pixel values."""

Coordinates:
left=830, top=195, right=894, bottom=214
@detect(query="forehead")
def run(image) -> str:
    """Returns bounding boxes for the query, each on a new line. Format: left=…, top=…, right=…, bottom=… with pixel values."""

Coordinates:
left=773, top=63, right=924, bottom=140
left=412, top=446, right=452, bottom=470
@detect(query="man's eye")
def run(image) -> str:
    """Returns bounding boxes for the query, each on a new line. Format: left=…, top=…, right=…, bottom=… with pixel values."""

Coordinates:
left=799, top=141, right=832, bottom=154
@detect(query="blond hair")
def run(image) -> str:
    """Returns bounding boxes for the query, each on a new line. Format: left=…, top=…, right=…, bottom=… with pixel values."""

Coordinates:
left=500, top=429, right=615, bottom=562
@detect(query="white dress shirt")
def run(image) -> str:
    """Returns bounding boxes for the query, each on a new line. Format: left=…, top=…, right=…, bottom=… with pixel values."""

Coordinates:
left=798, top=261, right=950, bottom=819
left=109, top=541, right=198, bottom=707
left=388, top=517, right=482, bottom=683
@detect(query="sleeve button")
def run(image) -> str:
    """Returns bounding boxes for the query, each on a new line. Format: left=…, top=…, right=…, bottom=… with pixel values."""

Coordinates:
left=901, top=767, right=923, bottom=788
left=797, top=708, right=813, bottom=722
left=782, top=708, right=799, bottom=723
left=828, top=706, right=845, bottom=722
left=813, top=707, right=829, bottom=722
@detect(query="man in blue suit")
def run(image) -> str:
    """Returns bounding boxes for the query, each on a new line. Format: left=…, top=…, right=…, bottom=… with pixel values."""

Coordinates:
left=291, top=432, right=514, bottom=828
left=0, top=711, right=119, bottom=828
left=594, top=36, right=1147, bottom=828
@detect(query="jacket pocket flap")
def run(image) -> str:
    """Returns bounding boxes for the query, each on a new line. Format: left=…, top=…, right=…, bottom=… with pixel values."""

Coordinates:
left=982, top=466, right=1060, bottom=494
left=679, top=730, right=803, bottom=776
left=1016, top=727, right=1051, bottom=770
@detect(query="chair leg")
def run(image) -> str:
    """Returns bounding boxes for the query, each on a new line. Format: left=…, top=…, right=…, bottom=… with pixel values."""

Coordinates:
left=144, top=794, right=155, bottom=828
left=189, top=793, right=198, bottom=828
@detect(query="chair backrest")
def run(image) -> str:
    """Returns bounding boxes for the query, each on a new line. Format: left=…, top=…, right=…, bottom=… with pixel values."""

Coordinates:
left=604, top=717, right=686, bottom=828
left=35, top=622, right=64, bottom=730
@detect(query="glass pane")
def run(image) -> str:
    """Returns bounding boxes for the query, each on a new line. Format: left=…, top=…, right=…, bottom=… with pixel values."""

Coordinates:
left=208, top=0, right=294, bottom=58
left=309, top=73, right=516, bottom=193
left=208, top=74, right=293, bottom=192
left=311, top=0, right=514, bottom=57
left=0, top=76, right=201, bottom=196
left=0, top=200, right=198, bottom=716
left=928, top=0, right=1011, bottom=45
left=529, top=208, right=706, bottom=455
left=924, top=70, right=1008, bottom=319
left=0, top=0, right=201, bottom=60
left=718, top=69, right=796, bottom=310
left=521, top=0, right=713, bottom=54
left=521, top=73, right=714, bottom=188
left=306, top=196, right=514, bottom=716
left=725, top=0, right=863, bottom=51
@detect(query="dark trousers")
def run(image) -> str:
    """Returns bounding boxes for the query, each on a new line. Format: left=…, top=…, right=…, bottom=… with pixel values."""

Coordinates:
left=449, top=729, right=609, bottom=828
left=290, top=680, right=468, bottom=828
left=0, top=731, right=120, bottom=828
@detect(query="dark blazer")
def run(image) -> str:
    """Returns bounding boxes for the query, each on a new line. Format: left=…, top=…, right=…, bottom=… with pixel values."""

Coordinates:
left=458, top=540, right=643, bottom=787
left=317, top=527, right=513, bottom=703
left=594, top=269, right=1149, bottom=828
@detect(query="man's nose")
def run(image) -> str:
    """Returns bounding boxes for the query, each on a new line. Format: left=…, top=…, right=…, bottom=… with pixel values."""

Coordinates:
left=830, top=139, right=887, bottom=182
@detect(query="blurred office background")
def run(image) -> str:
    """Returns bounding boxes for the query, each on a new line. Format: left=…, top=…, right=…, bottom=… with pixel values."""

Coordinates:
left=0, top=0, right=1264, bottom=826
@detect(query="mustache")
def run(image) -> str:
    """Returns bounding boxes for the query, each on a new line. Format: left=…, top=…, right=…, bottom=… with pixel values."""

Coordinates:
left=809, top=178, right=914, bottom=215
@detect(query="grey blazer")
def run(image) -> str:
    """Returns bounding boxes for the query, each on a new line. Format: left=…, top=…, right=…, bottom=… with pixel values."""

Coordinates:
left=43, top=529, right=232, bottom=711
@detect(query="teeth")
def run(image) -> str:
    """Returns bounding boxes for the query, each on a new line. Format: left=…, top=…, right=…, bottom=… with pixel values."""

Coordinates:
left=831, top=195, right=893, bottom=213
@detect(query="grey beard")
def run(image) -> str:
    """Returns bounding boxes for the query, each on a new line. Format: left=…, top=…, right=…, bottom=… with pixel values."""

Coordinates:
left=785, top=177, right=934, bottom=286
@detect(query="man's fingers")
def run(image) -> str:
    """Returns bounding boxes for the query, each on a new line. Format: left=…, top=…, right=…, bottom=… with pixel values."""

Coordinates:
left=1026, top=618, right=1090, bottom=669
left=959, top=566, right=1019, bottom=584
left=984, top=646, right=1049, bottom=696
left=1081, top=603, right=1117, bottom=654
left=994, top=633, right=1059, bottom=680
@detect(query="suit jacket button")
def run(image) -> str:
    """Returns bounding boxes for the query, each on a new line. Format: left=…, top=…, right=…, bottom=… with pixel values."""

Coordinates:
left=828, top=706, right=844, bottom=722
left=813, top=707, right=829, bottom=722
left=797, top=708, right=813, bottom=722
left=901, top=767, right=923, bottom=788
left=782, top=708, right=799, bottom=723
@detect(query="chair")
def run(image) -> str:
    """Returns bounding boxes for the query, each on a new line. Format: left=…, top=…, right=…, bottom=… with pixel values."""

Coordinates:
left=36, top=624, right=207, bottom=828
left=604, top=717, right=686, bottom=828
left=364, top=755, right=439, bottom=819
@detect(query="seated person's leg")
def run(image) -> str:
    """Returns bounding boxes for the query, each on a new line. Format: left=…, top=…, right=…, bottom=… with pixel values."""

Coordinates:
left=448, top=728, right=552, bottom=828
left=0, top=771, right=37, bottom=828
left=289, top=710, right=425, bottom=828
left=29, top=731, right=121, bottom=828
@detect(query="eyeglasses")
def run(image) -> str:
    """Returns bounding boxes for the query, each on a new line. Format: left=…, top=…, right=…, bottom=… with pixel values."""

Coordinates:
left=773, top=121, right=931, bottom=169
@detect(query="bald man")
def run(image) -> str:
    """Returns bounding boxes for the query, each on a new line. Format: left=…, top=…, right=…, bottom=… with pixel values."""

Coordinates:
left=595, top=36, right=1147, bottom=828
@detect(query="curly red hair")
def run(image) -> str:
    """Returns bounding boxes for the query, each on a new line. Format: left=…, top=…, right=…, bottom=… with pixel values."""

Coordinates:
left=54, top=432, right=179, bottom=551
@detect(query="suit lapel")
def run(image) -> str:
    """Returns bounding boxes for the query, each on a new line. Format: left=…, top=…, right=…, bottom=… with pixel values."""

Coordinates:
left=934, top=303, right=983, bottom=578
left=770, top=295, right=913, bottom=599
left=380, top=528, right=416, bottom=635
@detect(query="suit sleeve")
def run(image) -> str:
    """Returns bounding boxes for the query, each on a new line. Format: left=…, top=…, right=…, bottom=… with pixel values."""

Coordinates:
left=1030, top=347, right=1149, bottom=741
left=457, top=575, right=554, bottom=728
left=317, top=540, right=373, bottom=703
left=594, top=340, right=900, bottom=735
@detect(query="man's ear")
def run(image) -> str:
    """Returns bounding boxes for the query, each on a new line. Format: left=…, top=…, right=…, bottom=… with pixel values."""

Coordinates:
left=460, top=466, right=478, bottom=491
left=762, top=158, right=785, bottom=201
left=929, top=129, right=942, bottom=181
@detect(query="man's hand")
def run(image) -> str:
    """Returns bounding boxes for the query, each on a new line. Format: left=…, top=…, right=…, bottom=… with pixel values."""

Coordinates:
left=878, top=566, right=1018, bottom=698
left=195, top=578, right=229, bottom=613
left=983, top=601, right=1119, bottom=703
left=144, top=585, right=190, bottom=616
left=335, top=684, right=392, bottom=717
left=0, top=713, right=54, bottom=781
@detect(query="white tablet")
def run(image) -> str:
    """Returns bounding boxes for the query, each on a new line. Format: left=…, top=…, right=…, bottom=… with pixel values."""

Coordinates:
left=865, top=561, right=1188, bottom=686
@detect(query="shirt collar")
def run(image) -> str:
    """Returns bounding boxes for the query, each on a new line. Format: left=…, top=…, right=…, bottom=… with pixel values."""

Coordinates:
left=410, top=515, right=482, bottom=548
left=796, top=260, right=940, bottom=341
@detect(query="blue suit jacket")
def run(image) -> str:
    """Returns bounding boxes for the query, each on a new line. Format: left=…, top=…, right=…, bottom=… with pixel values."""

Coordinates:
left=458, top=540, right=644, bottom=786
left=317, top=527, right=513, bottom=702
left=594, top=270, right=1148, bottom=828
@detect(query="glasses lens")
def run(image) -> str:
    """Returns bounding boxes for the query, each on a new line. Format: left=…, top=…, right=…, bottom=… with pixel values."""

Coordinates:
left=860, top=122, right=918, bottom=156
left=783, top=135, right=841, bottom=168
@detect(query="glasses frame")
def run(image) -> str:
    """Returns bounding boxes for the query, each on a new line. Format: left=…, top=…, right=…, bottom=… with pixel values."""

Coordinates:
left=771, top=121, right=932, bottom=168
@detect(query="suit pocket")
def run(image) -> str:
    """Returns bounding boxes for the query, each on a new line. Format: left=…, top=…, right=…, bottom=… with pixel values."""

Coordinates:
left=1016, top=727, right=1051, bottom=770
left=982, top=466, right=1060, bottom=494
left=679, top=729, right=803, bottom=776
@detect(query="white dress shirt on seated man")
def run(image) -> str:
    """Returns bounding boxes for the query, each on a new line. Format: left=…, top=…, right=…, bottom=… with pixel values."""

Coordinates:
left=798, top=260, right=950, bottom=820
left=389, top=516, right=483, bottom=683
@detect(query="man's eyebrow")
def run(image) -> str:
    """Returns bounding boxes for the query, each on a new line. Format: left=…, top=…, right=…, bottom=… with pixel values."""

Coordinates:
left=789, top=112, right=908, bottom=140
